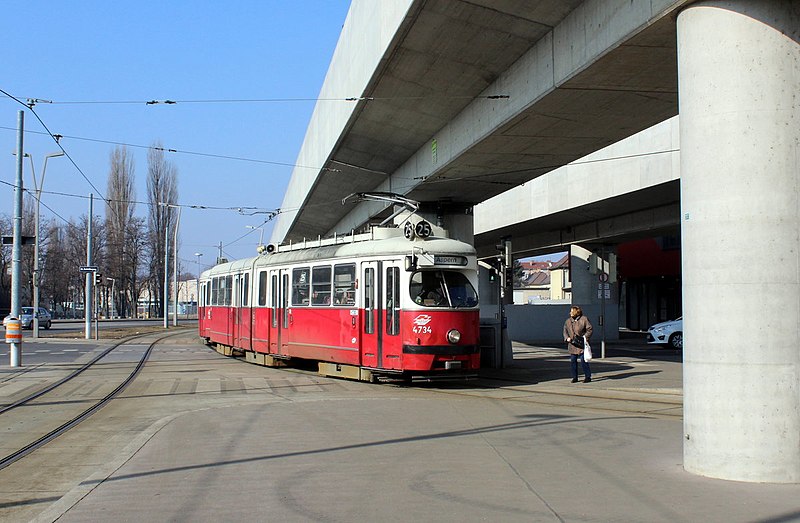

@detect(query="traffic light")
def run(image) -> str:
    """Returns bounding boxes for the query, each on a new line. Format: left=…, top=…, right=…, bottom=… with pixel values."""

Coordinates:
left=487, top=256, right=501, bottom=282
left=95, top=273, right=103, bottom=285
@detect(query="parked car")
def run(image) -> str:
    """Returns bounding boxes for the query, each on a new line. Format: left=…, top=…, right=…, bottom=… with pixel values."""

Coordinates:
left=3, top=307, right=52, bottom=330
left=647, top=317, right=682, bottom=349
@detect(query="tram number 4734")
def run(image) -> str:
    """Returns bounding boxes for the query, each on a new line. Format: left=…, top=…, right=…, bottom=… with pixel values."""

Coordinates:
left=412, top=314, right=433, bottom=334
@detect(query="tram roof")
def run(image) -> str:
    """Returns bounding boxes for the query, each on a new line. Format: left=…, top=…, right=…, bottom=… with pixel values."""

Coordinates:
left=201, top=228, right=475, bottom=278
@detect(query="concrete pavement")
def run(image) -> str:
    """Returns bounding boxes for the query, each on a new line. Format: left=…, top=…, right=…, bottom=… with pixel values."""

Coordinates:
left=1, top=334, right=798, bottom=522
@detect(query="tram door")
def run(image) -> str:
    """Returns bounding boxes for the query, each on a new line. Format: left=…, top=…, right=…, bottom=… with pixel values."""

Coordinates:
left=251, top=270, right=269, bottom=352
left=269, top=269, right=290, bottom=356
left=238, top=272, right=252, bottom=350
left=361, top=261, right=382, bottom=368
left=232, top=274, right=243, bottom=349
left=382, top=263, right=403, bottom=369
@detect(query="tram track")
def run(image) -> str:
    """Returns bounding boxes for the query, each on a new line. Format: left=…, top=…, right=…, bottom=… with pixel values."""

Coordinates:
left=213, top=350, right=682, bottom=419
left=0, top=331, right=185, bottom=471
left=0, top=332, right=158, bottom=414
left=407, top=375, right=684, bottom=419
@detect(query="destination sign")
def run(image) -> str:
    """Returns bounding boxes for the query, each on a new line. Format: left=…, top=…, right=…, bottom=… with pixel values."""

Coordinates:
left=434, top=255, right=467, bottom=266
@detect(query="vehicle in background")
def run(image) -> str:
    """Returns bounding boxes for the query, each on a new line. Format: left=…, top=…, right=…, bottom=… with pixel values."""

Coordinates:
left=3, top=307, right=52, bottom=329
left=647, top=317, right=682, bottom=349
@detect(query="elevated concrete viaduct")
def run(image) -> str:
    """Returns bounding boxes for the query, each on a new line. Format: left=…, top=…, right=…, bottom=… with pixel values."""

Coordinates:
left=473, top=116, right=681, bottom=259
left=271, top=1, right=800, bottom=483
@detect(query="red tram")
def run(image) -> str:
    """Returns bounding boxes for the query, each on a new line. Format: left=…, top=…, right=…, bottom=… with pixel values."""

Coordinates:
left=198, top=225, right=480, bottom=381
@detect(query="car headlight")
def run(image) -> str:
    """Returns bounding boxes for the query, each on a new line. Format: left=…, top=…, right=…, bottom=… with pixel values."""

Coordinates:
left=447, top=329, right=461, bottom=344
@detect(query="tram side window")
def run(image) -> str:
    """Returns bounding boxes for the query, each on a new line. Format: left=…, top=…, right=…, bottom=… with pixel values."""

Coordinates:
left=242, top=273, right=250, bottom=307
left=312, top=266, right=332, bottom=305
left=386, top=266, right=400, bottom=336
left=258, top=271, right=267, bottom=307
left=333, top=264, right=356, bottom=305
left=211, top=277, right=219, bottom=305
left=364, top=268, right=375, bottom=334
left=282, top=274, right=290, bottom=328
left=292, top=268, right=310, bottom=306
left=271, top=274, right=278, bottom=327
left=224, top=275, right=233, bottom=306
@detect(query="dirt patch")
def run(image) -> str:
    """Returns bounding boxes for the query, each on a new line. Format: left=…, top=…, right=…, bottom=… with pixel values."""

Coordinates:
left=45, top=325, right=194, bottom=339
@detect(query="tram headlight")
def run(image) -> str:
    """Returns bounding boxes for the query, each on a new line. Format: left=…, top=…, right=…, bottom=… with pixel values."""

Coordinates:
left=447, top=329, right=461, bottom=344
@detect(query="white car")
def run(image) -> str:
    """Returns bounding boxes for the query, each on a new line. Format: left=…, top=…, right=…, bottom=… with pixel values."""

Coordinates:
left=647, top=317, right=682, bottom=349
left=3, top=307, right=52, bottom=330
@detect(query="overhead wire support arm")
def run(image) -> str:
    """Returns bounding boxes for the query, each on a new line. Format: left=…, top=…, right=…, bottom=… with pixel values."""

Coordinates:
left=342, top=192, right=420, bottom=227
left=342, top=192, right=419, bottom=211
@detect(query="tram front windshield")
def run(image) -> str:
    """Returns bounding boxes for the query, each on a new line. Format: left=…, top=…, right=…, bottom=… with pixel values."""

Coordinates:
left=410, top=270, right=478, bottom=308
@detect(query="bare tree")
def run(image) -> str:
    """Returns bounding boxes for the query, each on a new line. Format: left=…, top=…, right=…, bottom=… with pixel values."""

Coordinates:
left=146, top=142, right=179, bottom=318
left=0, top=213, right=11, bottom=313
left=126, top=217, right=147, bottom=317
left=20, top=196, right=36, bottom=305
left=41, top=222, right=82, bottom=317
left=105, top=146, right=136, bottom=317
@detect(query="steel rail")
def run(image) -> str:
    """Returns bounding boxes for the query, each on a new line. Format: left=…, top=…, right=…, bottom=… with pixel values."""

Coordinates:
left=0, top=331, right=185, bottom=471
left=0, top=332, right=156, bottom=415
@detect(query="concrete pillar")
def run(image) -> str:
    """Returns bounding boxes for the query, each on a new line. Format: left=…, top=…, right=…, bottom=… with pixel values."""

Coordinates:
left=570, top=245, right=619, bottom=343
left=678, top=1, right=800, bottom=482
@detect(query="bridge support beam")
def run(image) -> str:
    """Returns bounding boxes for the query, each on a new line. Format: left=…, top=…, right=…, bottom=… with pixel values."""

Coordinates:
left=678, top=0, right=800, bottom=482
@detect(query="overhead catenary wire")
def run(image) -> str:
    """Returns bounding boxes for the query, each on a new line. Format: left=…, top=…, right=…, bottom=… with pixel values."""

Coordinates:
left=28, top=94, right=510, bottom=105
left=0, top=89, right=512, bottom=225
left=1, top=86, right=676, bottom=255
left=0, top=89, right=111, bottom=206
left=0, top=179, right=273, bottom=212
left=1, top=144, right=679, bottom=230
left=0, top=126, right=341, bottom=172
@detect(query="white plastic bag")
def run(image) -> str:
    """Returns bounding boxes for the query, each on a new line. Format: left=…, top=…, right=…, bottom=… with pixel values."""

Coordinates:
left=583, top=336, right=593, bottom=361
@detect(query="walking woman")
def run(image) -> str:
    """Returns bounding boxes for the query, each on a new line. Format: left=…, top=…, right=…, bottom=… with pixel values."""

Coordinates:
left=563, top=305, right=593, bottom=383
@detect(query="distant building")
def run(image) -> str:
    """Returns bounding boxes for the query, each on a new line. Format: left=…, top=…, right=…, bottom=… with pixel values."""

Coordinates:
left=513, top=253, right=570, bottom=304
left=135, top=278, right=198, bottom=318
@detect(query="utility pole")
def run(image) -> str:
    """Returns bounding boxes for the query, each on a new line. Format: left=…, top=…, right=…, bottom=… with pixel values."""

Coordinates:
left=163, top=208, right=169, bottom=329
left=85, top=194, right=93, bottom=339
left=9, top=110, right=24, bottom=367
left=173, top=206, right=181, bottom=326
left=194, top=252, right=203, bottom=317
left=29, top=151, right=64, bottom=338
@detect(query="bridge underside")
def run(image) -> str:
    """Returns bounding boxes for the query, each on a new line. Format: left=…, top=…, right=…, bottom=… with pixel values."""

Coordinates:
left=278, top=0, right=682, bottom=243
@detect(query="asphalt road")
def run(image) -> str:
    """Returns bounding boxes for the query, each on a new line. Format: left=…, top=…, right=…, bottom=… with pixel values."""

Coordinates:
left=1, top=320, right=196, bottom=365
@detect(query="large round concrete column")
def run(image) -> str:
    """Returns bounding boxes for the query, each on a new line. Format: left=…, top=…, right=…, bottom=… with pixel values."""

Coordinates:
left=678, top=1, right=800, bottom=482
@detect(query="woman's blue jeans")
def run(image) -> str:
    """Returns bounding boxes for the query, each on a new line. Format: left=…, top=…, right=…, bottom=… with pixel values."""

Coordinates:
left=570, top=353, right=591, bottom=380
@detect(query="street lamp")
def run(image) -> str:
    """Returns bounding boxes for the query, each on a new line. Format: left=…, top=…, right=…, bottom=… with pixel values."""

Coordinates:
left=21, top=151, right=65, bottom=338
left=194, top=252, right=203, bottom=317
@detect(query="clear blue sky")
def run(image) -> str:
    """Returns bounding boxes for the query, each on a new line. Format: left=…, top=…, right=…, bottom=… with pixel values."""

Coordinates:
left=0, top=0, right=351, bottom=274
